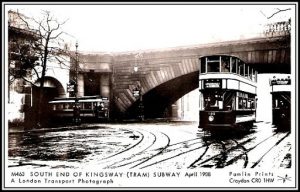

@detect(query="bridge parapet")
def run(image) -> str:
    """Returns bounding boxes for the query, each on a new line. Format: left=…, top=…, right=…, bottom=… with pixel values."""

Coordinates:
left=264, top=19, right=291, bottom=37
left=79, top=53, right=113, bottom=73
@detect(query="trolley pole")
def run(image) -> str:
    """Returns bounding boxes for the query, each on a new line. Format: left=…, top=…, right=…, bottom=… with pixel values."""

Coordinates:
left=73, top=41, right=81, bottom=125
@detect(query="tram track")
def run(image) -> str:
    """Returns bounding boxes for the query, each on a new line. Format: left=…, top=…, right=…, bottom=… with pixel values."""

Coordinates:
left=232, top=139, right=249, bottom=168
left=98, top=129, right=145, bottom=161
left=188, top=134, right=255, bottom=168
left=132, top=129, right=258, bottom=169
left=104, top=129, right=207, bottom=169
left=137, top=138, right=212, bottom=169
left=192, top=131, right=290, bottom=168
left=188, top=140, right=211, bottom=168
left=107, top=133, right=205, bottom=169
left=194, top=133, right=275, bottom=168
left=7, top=122, right=291, bottom=169
left=106, top=130, right=169, bottom=169
left=250, top=131, right=290, bottom=168
left=111, top=132, right=171, bottom=169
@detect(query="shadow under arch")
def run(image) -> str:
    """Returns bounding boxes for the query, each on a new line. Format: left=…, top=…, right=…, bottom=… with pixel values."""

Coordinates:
left=25, top=76, right=66, bottom=127
left=32, top=76, right=66, bottom=114
left=33, top=76, right=66, bottom=98
left=127, top=71, right=199, bottom=119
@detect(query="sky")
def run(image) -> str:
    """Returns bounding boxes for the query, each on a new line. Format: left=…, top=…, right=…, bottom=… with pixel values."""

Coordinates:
left=5, top=3, right=295, bottom=53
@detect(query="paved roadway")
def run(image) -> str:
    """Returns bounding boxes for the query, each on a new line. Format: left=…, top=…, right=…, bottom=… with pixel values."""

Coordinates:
left=8, top=121, right=292, bottom=169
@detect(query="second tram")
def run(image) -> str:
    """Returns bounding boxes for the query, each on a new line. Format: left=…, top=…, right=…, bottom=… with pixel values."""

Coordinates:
left=199, top=55, right=257, bottom=131
left=270, top=75, right=291, bottom=130
left=48, top=95, right=109, bottom=123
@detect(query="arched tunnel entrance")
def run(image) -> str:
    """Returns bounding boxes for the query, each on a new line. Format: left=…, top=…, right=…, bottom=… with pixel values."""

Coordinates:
left=29, top=77, right=66, bottom=126
left=127, top=71, right=199, bottom=119
left=32, top=76, right=66, bottom=106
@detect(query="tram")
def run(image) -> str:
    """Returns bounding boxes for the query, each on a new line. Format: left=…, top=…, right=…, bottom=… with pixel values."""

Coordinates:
left=270, top=75, right=291, bottom=130
left=199, top=55, right=257, bottom=131
left=48, top=95, right=109, bottom=122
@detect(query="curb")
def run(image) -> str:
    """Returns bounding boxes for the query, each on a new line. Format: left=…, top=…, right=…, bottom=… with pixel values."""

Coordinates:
left=8, top=124, right=107, bottom=134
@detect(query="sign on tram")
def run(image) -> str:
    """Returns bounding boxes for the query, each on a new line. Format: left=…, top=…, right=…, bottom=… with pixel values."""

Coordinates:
left=204, top=79, right=222, bottom=88
left=270, top=77, right=291, bottom=85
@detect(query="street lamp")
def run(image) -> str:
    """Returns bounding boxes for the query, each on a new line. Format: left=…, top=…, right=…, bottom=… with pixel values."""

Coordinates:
left=133, top=53, right=144, bottom=121
left=73, top=41, right=81, bottom=125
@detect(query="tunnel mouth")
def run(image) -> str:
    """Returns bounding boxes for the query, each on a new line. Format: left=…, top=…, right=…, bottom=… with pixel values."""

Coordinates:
left=126, top=71, right=199, bottom=119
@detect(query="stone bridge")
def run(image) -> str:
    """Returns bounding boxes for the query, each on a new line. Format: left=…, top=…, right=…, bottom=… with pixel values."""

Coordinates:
left=108, top=35, right=290, bottom=118
left=64, top=34, right=291, bottom=119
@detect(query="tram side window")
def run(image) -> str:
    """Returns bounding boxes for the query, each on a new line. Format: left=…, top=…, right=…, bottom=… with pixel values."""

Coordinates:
left=93, top=102, right=97, bottom=109
left=253, top=70, right=257, bottom=82
left=238, top=97, right=248, bottom=109
left=247, top=99, right=251, bottom=109
left=243, top=98, right=247, bottom=109
left=65, top=103, right=72, bottom=109
left=200, top=57, right=206, bottom=73
left=221, top=56, right=230, bottom=72
left=223, top=92, right=235, bottom=110
left=231, top=58, right=237, bottom=73
left=238, top=61, right=245, bottom=76
left=249, top=67, right=253, bottom=80
left=58, top=104, right=64, bottom=110
left=250, top=99, right=255, bottom=109
left=245, top=65, right=250, bottom=78
left=83, top=102, right=92, bottom=110
left=238, top=94, right=255, bottom=110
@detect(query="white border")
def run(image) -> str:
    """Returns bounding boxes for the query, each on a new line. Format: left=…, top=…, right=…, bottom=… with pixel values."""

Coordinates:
left=2, top=1, right=298, bottom=190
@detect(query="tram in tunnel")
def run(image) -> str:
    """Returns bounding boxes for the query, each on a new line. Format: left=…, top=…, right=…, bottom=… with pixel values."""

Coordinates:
left=270, top=75, right=291, bottom=131
left=198, top=55, right=258, bottom=131
left=48, top=95, right=110, bottom=123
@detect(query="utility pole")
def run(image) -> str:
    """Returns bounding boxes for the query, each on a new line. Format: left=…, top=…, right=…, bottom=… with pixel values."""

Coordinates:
left=73, top=41, right=81, bottom=125
left=133, top=52, right=144, bottom=121
left=75, top=42, right=78, bottom=100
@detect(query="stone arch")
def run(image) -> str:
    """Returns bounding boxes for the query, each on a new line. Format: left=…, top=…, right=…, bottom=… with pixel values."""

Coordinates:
left=114, top=57, right=199, bottom=113
left=34, top=76, right=66, bottom=97
left=32, top=76, right=66, bottom=107
left=126, top=71, right=199, bottom=118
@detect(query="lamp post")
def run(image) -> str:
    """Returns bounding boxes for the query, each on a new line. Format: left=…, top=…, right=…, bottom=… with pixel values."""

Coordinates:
left=133, top=53, right=144, bottom=121
left=73, top=41, right=81, bottom=125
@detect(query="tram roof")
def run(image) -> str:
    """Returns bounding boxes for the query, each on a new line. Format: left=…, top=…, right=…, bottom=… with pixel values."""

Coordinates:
left=49, top=96, right=108, bottom=103
left=199, top=54, right=245, bottom=61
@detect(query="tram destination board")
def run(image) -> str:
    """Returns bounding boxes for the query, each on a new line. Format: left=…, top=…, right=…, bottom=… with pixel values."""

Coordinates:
left=204, top=79, right=222, bottom=88
left=270, top=77, right=291, bottom=85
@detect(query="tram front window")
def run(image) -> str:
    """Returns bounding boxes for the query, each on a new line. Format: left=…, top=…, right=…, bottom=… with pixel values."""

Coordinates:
left=274, top=98, right=289, bottom=109
left=204, top=93, right=223, bottom=110
left=207, top=56, right=220, bottom=73
left=207, top=61, right=219, bottom=72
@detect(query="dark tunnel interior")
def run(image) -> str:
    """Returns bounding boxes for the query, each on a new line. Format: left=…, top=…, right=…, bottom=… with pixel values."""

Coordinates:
left=126, top=71, right=199, bottom=119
